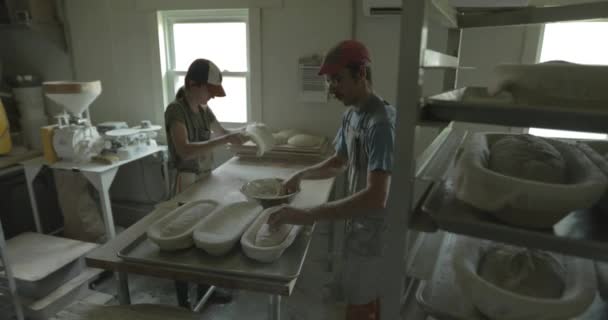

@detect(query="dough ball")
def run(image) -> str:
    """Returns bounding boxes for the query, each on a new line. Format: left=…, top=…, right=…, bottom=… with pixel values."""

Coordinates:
left=272, top=133, right=288, bottom=145
left=277, top=129, right=300, bottom=139
left=244, top=179, right=282, bottom=198
left=288, top=134, right=323, bottom=148
left=477, top=246, right=566, bottom=299
left=489, top=134, right=566, bottom=183
left=255, top=223, right=293, bottom=247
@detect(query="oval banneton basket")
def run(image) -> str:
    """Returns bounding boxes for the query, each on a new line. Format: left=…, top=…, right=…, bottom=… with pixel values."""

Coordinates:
left=193, top=201, right=263, bottom=256
left=147, top=200, right=219, bottom=251
left=240, top=207, right=302, bottom=263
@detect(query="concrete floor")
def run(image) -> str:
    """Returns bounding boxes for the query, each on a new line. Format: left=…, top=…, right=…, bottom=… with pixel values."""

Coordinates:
left=92, top=222, right=345, bottom=319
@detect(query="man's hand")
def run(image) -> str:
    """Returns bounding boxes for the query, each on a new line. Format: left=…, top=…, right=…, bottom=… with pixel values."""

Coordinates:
left=281, top=173, right=302, bottom=195
left=268, top=205, right=315, bottom=229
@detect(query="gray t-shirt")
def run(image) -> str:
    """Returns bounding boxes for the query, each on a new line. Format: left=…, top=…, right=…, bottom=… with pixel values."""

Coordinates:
left=333, top=93, right=396, bottom=258
left=164, top=97, right=217, bottom=174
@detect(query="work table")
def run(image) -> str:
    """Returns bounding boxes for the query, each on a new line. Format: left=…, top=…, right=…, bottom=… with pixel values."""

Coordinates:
left=85, top=157, right=335, bottom=319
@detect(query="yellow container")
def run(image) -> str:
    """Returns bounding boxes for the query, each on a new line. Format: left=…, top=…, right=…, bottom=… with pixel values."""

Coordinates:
left=41, top=125, right=59, bottom=163
left=0, top=100, right=12, bottom=155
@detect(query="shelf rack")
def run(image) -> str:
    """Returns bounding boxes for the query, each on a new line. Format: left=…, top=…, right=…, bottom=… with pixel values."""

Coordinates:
left=0, top=220, right=24, bottom=320
left=383, top=1, right=608, bottom=319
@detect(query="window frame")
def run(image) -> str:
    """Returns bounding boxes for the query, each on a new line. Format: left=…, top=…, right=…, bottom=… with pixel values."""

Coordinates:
left=159, top=9, right=261, bottom=126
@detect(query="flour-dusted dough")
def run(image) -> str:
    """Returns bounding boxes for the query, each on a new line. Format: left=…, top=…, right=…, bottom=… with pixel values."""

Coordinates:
left=255, top=223, right=294, bottom=247
left=276, top=129, right=300, bottom=140
left=245, top=123, right=275, bottom=156
left=242, top=178, right=283, bottom=198
left=489, top=134, right=567, bottom=184
left=272, top=133, right=288, bottom=145
left=478, top=247, right=566, bottom=299
left=160, top=203, right=216, bottom=237
left=288, top=134, right=323, bottom=148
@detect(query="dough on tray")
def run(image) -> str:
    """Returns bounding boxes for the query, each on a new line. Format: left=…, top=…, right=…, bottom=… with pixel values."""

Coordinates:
left=244, top=178, right=283, bottom=198
left=477, top=246, right=566, bottom=299
left=288, top=134, right=323, bottom=148
left=272, top=133, right=288, bottom=145
left=255, top=223, right=293, bottom=247
left=489, top=134, right=567, bottom=184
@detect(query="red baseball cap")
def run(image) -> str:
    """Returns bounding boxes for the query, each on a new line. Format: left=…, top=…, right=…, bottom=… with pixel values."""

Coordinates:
left=318, top=40, right=371, bottom=76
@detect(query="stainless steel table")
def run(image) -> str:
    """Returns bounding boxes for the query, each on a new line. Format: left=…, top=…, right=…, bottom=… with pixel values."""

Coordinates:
left=85, top=157, right=335, bottom=320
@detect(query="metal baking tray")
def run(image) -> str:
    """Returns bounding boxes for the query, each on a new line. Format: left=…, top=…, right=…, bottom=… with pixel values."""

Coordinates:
left=423, top=87, right=608, bottom=133
left=118, top=226, right=314, bottom=281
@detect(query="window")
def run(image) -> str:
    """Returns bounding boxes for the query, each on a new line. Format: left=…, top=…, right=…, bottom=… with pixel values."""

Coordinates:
left=528, top=21, right=608, bottom=140
left=160, top=9, right=252, bottom=123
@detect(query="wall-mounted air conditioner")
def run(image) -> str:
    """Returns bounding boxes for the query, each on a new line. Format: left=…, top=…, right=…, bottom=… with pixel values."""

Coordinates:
left=363, top=0, right=402, bottom=16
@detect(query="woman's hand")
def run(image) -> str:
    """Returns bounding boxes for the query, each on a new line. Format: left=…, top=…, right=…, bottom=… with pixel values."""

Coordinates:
left=223, top=132, right=248, bottom=145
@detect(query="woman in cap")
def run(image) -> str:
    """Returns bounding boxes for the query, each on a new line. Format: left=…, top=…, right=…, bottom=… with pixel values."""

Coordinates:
left=164, top=58, right=244, bottom=307
left=165, top=58, right=247, bottom=194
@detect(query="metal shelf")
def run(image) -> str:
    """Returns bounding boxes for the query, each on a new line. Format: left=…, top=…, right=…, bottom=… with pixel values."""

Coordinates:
left=421, top=162, right=608, bottom=262
left=0, top=220, right=24, bottom=320
left=430, top=0, right=608, bottom=28
left=422, top=87, right=608, bottom=133
left=423, top=49, right=460, bottom=69
left=458, top=1, right=608, bottom=28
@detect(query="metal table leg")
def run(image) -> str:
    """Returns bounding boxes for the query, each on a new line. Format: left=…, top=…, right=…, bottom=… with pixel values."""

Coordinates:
left=161, top=151, right=170, bottom=200
left=269, top=294, right=281, bottom=320
left=82, top=167, right=119, bottom=240
left=117, top=272, right=131, bottom=305
left=193, top=285, right=216, bottom=312
left=22, top=163, right=43, bottom=233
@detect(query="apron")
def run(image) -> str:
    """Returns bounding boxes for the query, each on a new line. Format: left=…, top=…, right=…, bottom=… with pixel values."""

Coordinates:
left=338, top=108, right=388, bottom=305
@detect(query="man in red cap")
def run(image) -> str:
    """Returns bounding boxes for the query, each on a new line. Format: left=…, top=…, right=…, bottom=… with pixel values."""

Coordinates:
left=269, top=40, right=395, bottom=319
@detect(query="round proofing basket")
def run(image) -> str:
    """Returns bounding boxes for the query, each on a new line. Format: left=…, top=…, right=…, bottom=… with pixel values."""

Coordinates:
left=240, top=178, right=300, bottom=209
left=454, top=132, right=608, bottom=228
left=452, top=238, right=596, bottom=320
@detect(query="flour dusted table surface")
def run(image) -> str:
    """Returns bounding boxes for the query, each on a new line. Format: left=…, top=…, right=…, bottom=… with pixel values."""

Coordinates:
left=85, top=157, right=335, bottom=320
left=21, top=146, right=169, bottom=239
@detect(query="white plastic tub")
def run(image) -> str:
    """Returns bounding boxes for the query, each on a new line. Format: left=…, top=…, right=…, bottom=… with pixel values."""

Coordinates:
left=452, top=238, right=596, bottom=320
left=455, top=132, right=608, bottom=228
left=147, top=200, right=219, bottom=251
left=240, top=207, right=302, bottom=263
left=193, top=201, right=263, bottom=256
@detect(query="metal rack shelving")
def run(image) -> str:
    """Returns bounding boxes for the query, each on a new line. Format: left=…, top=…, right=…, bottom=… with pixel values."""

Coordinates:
left=383, top=1, right=608, bottom=319
left=0, top=220, right=24, bottom=320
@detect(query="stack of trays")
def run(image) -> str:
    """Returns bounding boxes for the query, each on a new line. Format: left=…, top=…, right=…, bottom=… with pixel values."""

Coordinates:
left=229, top=137, right=332, bottom=161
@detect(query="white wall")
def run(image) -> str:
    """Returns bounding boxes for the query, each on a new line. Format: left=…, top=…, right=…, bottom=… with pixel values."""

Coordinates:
left=4, top=1, right=543, bottom=204
left=65, top=0, right=164, bottom=127
left=0, top=28, right=72, bottom=80
left=260, top=0, right=351, bottom=138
